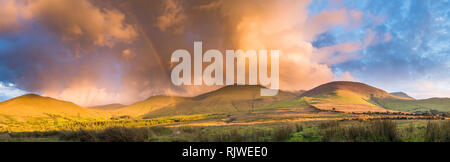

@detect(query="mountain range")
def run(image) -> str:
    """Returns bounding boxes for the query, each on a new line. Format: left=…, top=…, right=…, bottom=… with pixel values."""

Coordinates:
left=0, top=81, right=448, bottom=123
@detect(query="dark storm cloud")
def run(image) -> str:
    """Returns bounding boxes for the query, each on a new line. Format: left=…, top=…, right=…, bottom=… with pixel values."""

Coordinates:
left=0, top=0, right=236, bottom=105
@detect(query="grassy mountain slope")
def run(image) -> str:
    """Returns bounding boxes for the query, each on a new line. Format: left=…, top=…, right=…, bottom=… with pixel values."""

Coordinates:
left=125, top=85, right=298, bottom=118
left=301, top=81, right=408, bottom=113
left=0, top=94, right=107, bottom=122
left=112, top=95, right=189, bottom=117
left=374, top=97, right=450, bottom=113
left=147, top=85, right=296, bottom=117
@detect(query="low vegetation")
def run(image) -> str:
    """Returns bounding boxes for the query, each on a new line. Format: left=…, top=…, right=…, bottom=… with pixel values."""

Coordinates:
left=0, top=114, right=213, bottom=132
left=1, top=120, right=448, bottom=142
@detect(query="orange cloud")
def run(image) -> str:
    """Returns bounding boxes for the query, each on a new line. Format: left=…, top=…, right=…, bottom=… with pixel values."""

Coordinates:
left=156, top=0, right=187, bottom=34
left=24, top=0, right=137, bottom=48
left=1, top=0, right=372, bottom=106
left=0, top=0, right=21, bottom=32
left=218, top=0, right=365, bottom=90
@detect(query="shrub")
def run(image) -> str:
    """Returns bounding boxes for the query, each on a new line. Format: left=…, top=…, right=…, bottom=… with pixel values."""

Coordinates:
left=97, top=127, right=149, bottom=142
left=272, top=125, right=295, bottom=141
left=290, top=127, right=322, bottom=142
left=60, top=129, right=98, bottom=142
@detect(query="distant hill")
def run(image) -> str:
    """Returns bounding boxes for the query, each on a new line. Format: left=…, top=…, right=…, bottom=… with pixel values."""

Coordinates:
left=90, top=104, right=126, bottom=110
left=113, top=95, right=188, bottom=117
left=0, top=94, right=106, bottom=122
left=374, top=97, right=450, bottom=113
left=301, top=81, right=407, bottom=113
left=114, top=85, right=297, bottom=118
left=390, top=92, right=415, bottom=100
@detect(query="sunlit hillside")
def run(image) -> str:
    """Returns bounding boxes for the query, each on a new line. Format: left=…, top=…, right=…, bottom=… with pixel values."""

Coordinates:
left=0, top=94, right=106, bottom=120
left=115, top=85, right=297, bottom=118
left=90, top=104, right=126, bottom=110
left=112, top=95, right=189, bottom=118
left=301, top=81, right=411, bottom=113
left=0, top=82, right=448, bottom=133
left=375, top=97, right=450, bottom=113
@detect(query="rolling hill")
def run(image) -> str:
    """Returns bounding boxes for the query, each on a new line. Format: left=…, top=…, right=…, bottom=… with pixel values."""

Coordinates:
left=0, top=82, right=448, bottom=124
left=300, top=81, right=410, bottom=113
left=113, top=85, right=298, bottom=118
left=0, top=94, right=107, bottom=122
left=112, top=95, right=189, bottom=117
left=374, top=97, right=450, bottom=113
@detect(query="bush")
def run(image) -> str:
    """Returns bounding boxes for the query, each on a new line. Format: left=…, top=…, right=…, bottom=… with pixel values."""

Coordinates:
left=60, top=129, right=98, bottom=142
left=97, top=127, right=149, bottom=142
left=290, top=127, right=322, bottom=142
left=272, top=125, right=295, bottom=141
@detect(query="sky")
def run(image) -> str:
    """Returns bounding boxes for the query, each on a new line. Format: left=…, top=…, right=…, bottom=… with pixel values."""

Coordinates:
left=0, top=0, right=449, bottom=106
